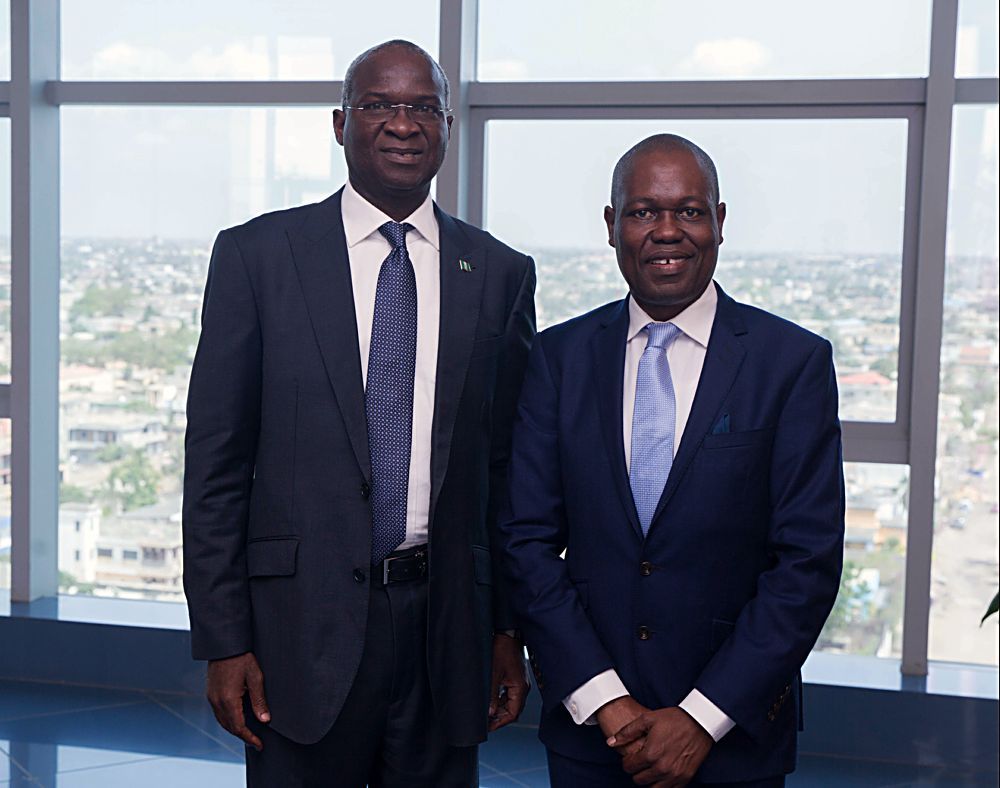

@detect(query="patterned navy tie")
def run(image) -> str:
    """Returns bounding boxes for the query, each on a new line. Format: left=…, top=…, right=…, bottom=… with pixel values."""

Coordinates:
left=366, top=221, right=417, bottom=564
left=629, top=322, right=683, bottom=535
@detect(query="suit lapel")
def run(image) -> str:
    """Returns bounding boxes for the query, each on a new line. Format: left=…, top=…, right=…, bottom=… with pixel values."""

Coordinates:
left=428, top=209, right=486, bottom=521
left=591, top=301, right=643, bottom=540
left=286, top=189, right=372, bottom=480
left=650, top=288, right=747, bottom=527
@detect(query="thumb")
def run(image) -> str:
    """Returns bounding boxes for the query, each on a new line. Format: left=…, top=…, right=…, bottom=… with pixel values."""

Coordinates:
left=607, top=715, right=648, bottom=747
left=246, top=661, right=271, bottom=723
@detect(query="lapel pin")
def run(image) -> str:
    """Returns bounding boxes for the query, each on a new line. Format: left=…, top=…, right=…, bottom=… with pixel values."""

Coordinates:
left=458, top=259, right=474, bottom=272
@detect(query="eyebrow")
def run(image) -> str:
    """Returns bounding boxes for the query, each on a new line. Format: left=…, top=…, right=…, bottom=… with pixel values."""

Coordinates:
left=359, top=91, right=444, bottom=103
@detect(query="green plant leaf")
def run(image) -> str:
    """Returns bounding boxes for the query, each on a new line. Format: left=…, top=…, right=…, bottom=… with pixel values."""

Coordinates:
left=982, top=591, right=1000, bottom=625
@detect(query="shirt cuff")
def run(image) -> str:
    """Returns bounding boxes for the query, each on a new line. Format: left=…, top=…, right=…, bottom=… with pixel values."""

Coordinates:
left=563, top=669, right=629, bottom=726
left=679, top=689, right=735, bottom=742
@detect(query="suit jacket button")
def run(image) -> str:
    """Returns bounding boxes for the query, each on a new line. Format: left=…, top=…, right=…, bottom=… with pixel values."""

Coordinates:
left=361, top=482, right=371, bottom=500
left=767, top=711, right=777, bottom=722
left=640, top=561, right=653, bottom=576
left=637, top=626, right=651, bottom=640
left=353, top=568, right=366, bottom=583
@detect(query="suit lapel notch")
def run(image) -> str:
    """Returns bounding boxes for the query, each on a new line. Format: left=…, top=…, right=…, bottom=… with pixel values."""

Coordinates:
left=650, top=292, right=747, bottom=527
left=592, top=302, right=643, bottom=540
left=287, top=191, right=372, bottom=480
left=428, top=213, right=487, bottom=517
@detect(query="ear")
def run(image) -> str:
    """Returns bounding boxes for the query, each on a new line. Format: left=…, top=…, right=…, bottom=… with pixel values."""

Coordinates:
left=445, top=114, right=454, bottom=140
left=604, top=205, right=617, bottom=248
left=332, top=109, right=346, bottom=146
left=716, top=202, right=727, bottom=245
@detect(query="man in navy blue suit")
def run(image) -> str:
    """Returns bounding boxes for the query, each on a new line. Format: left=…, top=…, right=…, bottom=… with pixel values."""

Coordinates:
left=499, top=135, right=845, bottom=787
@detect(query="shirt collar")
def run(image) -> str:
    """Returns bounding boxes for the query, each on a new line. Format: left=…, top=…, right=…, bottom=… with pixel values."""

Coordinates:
left=341, top=179, right=440, bottom=251
left=626, top=281, right=718, bottom=347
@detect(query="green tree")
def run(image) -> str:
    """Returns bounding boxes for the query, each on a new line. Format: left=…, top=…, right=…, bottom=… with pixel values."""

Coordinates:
left=59, top=483, right=92, bottom=504
left=70, top=285, right=133, bottom=320
left=106, top=450, right=160, bottom=512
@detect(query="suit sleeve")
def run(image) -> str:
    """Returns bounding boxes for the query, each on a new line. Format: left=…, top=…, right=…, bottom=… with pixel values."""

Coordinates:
left=694, top=339, right=845, bottom=741
left=498, top=336, right=617, bottom=712
left=487, top=256, right=537, bottom=631
left=182, top=229, right=262, bottom=661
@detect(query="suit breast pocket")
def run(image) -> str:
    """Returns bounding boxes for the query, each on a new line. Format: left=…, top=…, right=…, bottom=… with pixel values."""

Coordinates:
left=701, top=428, right=774, bottom=450
left=469, top=334, right=505, bottom=361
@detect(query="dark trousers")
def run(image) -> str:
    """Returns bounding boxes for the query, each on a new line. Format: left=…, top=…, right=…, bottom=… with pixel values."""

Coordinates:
left=547, top=749, right=786, bottom=788
left=246, top=575, right=478, bottom=788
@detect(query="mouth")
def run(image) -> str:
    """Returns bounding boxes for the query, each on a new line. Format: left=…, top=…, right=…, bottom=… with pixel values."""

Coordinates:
left=381, top=147, right=424, bottom=163
left=643, top=254, right=692, bottom=268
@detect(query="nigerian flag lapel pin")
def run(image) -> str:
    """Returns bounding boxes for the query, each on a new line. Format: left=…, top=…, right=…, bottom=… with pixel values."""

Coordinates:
left=458, top=259, right=474, bottom=272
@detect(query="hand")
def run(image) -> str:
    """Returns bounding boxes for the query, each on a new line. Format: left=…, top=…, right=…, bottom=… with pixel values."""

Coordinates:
left=608, top=707, right=713, bottom=787
left=596, top=695, right=648, bottom=757
left=488, top=633, right=530, bottom=731
left=206, top=652, right=270, bottom=751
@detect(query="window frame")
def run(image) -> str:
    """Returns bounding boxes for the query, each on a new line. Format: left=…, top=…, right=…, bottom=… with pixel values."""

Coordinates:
left=2, top=0, right=997, bottom=679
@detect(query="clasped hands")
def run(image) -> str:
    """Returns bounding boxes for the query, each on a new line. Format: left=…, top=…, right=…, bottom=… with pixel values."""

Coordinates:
left=596, top=696, right=713, bottom=788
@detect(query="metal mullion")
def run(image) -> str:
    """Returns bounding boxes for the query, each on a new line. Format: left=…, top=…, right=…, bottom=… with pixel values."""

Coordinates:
left=45, top=80, right=344, bottom=105
left=11, top=0, right=60, bottom=602
left=468, top=78, right=928, bottom=109
left=435, top=0, right=477, bottom=219
left=900, top=0, right=960, bottom=677
left=466, top=103, right=920, bottom=122
left=954, top=77, right=1000, bottom=103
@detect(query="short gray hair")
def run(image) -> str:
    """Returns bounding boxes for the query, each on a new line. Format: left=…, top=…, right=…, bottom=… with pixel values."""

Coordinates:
left=610, top=134, right=720, bottom=208
left=341, top=40, right=450, bottom=109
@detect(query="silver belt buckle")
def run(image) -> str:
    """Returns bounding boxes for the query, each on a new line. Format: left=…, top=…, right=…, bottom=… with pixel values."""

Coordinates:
left=382, top=554, right=394, bottom=585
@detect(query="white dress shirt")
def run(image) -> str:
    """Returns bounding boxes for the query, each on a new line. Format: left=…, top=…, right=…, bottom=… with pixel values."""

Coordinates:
left=563, top=282, right=736, bottom=742
left=341, top=181, right=439, bottom=550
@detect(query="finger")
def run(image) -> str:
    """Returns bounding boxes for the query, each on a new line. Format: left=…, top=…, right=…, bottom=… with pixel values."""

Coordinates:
left=246, top=665, right=271, bottom=723
left=488, top=670, right=504, bottom=719
left=504, top=681, right=528, bottom=719
left=232, top=718, right=264, bottom=752
left=608, top=716, right=648, bottom=747
left=488, top=694, right=514, bottom=732
left=614, top=738, right=644, bottom=758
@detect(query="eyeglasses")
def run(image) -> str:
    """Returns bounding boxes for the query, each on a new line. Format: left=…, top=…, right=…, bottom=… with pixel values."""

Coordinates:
left=343, top=102, right=452, bottom=124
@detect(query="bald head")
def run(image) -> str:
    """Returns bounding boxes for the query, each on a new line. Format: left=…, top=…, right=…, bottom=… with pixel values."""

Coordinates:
left=342, top=39, right=450, bottom=109
left=611, top=134, right=719, bottom=209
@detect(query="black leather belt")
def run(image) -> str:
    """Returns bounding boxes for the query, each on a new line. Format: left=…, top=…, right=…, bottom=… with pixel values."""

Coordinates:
left=373, top=545, right=428, bottom=587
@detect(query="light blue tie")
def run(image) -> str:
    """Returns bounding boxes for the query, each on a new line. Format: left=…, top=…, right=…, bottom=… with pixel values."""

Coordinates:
left=629, top=322, right=682, bottom=535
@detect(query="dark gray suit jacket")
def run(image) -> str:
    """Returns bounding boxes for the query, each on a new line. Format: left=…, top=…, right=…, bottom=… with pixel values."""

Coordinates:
left=182, top=188, right=536, bottom=746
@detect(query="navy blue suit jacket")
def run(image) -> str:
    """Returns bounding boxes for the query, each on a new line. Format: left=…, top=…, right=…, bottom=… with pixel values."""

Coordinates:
left=499, top=285, right=844, bottom=782
left=183, top=189, right=535, bottom=746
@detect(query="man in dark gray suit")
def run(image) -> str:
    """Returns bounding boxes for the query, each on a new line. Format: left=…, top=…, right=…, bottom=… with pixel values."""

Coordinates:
left=183, top=40, right=534, bottom=787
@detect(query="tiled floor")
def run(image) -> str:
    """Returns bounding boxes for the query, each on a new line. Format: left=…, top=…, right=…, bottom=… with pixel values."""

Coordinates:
left=0, top=679, right=995, bottom=787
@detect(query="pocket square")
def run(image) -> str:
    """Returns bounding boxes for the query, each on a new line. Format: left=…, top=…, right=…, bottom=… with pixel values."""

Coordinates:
left=712, top=413, right=731, bottom=434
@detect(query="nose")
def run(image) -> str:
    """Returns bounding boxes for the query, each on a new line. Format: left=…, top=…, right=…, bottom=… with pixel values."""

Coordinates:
left=382, top=105, right=421, bottom=137
left=650, top=213, right=684, bottom=243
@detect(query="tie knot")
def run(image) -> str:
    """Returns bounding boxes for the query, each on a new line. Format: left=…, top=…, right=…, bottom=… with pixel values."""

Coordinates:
left=644, top=321, right=681, bottom=349
left=379, top=221, right=415, bottom=250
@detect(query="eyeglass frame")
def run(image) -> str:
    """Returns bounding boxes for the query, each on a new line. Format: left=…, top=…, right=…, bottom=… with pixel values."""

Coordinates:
left=342, top=102, right=453, bottom=124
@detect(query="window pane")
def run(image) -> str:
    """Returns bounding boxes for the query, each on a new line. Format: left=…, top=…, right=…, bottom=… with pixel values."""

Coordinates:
left=485, top=119, right=908, bottom=423
left=478, top=0, right=931, bottom=81
left=60, top=107, right=346, bottom=601
left=957, top=0, right=999, bottom=77
left=929, top=105, right=999, bottom=666
left=814, top=462, right=909, bottom=659
left=61, top=0, right=438, bottom=80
